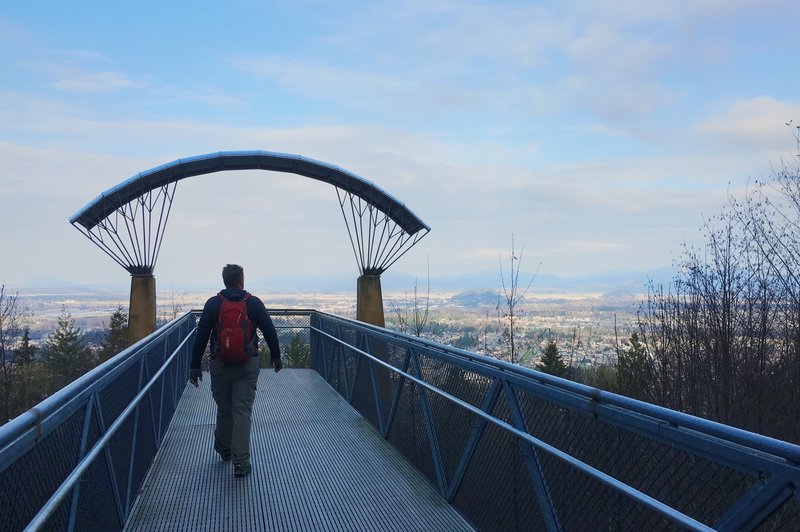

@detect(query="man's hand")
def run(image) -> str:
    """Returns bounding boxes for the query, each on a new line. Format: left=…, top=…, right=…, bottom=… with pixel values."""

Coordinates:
left=273, top=358, right=283, bottom=373
left=189, top=369, right=202, bottom=387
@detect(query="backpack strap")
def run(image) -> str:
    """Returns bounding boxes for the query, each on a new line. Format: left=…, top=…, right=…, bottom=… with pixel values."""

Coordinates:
left=218, top=291, right=248, bottom=302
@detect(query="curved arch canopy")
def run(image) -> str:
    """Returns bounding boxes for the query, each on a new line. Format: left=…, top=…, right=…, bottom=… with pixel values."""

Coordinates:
left=70, top=151, right=430, bottom=276
left=71, top=151, right=429, bottom=234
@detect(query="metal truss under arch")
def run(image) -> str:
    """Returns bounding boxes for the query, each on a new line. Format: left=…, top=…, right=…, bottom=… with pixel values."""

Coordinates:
left=70, top=151, right=430, bottom=276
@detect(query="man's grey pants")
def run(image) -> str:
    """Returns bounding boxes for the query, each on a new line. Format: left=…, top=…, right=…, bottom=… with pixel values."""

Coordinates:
left=210, top=356, right=260, bottom=469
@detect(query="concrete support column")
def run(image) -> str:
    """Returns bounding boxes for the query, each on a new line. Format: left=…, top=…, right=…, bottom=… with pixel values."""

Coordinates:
left=356, top=274, right=385, bottom=327
left=128, top=274, right=156, bottom=346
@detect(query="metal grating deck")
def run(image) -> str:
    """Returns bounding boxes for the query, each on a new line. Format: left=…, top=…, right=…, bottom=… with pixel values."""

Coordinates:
left=125, top=369, right=474, bottom=531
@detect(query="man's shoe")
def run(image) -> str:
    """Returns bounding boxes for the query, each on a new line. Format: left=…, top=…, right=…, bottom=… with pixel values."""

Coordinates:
left=234, top=463, right=251, bottom=478
left=214, top=441, right=231, bottom=462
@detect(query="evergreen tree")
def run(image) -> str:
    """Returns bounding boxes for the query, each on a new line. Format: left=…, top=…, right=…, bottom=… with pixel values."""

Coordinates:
left=16, top=327, right=36, bottom=364
left=616, top=332, right=651, bottom=400
left=43, top=307, right=95, bottom=392
left=284, top=332, right=311, bottom=368
left=536, top=340, right=567, bottom=377
left=14, top=327, right=42, bottom=415
left=98, top=306, right=128, bottom=363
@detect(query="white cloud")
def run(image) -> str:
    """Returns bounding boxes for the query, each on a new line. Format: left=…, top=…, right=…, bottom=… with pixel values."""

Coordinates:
left=25, top=60, right=140, bottom=93
left=142, top=85, right=247, bottom=108
left=234, top=55, right=408, bottom=95
left=562, top=0, right=796, bottom=26
left=564, top=123, right=630, bottom=138
left=58, top=49, right=112, bottom=62
left=695, top=96, right=800, bottom=151
left=230, top=4, right=567, bottom=118
left=0, top=140, right=138, bottom=200
left=51, top=70, right=138, bottom=92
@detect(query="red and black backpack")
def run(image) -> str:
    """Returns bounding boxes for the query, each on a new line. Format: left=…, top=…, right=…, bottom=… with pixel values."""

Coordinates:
left=214, top=292, right=256, bottom=364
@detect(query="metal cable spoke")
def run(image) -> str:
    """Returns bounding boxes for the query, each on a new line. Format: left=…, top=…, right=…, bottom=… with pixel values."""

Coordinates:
left=337, top=187, right=429, bottom=275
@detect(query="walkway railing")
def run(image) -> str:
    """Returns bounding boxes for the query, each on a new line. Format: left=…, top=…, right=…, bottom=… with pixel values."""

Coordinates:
left=0, top=312, right=196, bottom=532
left=311, top=312, right=800, bottom=531
left=2, top=309, right=799, bottom=531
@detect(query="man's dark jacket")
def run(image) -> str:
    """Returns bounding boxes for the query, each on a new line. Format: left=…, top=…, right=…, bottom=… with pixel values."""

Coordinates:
left=191, top=288, right=281, bottom=370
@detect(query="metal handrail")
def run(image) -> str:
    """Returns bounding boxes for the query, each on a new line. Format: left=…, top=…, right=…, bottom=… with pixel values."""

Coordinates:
left=0, top=315, right=188, bottom=457
left=313, top=325, right=714, bottom=531
left=0, top=311, right=197, bottom=532
left=24, top=329, right=196, bottom=531
left=316, top=311, right=800, bottom=466
left=312, top=311, right=800, bottom=531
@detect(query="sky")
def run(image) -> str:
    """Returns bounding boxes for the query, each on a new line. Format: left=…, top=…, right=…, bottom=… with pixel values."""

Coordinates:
left=2, top=0, right=800, bottom=290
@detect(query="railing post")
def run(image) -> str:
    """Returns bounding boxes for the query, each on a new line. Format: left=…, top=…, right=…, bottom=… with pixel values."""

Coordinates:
left=446, top=378, right=502, bottom=502
left=411, top=350, right=447, bottom=495
left=338, top=323, right=351, bottom=398
left=124, top=355, right=147, bottom=518
left=66, top=396, right=96, bottom=532
left=94, top=395, right=125, bottom=527
left=156, top=334, right=169, bottom=444
left=347, top=331, right=372, bottom=404
left=384, top=348, right=412, bottom=438
left=310, top=313, right=320, bottom=372
left=715, top=472, right=795, bottom=531
left=174, top=322, right=184, bottom=407
left=319, top=319, right=332, bottom=381
left=502, top=381, right=561, bottom=532
left=332, top=322, right=346, bottom=390
left=366, top=334, right=385, bottom=435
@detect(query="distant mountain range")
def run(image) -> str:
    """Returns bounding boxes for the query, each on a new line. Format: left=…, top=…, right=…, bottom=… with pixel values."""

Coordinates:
left=251, top=267, right=678, bottom=295
left=17, top=267, right=677, bottom=296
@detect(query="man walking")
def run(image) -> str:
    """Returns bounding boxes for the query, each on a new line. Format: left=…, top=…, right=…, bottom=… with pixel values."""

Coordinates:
left=190, top=264, right=282, bottom=477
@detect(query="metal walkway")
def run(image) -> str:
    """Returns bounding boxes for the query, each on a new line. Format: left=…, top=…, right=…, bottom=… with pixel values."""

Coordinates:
left=125, top=369, right=474, bottom=531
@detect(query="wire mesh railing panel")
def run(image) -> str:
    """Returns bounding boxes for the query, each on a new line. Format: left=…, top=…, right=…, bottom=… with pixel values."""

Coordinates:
left=0, top=406, right=86, bottom=531
left=333, top=345, right=350, bottom=397
left=157, top=363, right=176, bottom=438
left=73, top=432, right=119, bottom=532
left=385, top=340, right=409, bottom=370
left=38, top=493, right=71, bottom=532
left=350, top=357, right=380, bottom=429
left=343, top=344, right=358, bottom=395
left=339, top=324, right=358, bottom=352
left=0, top=312, right=196, bottom=531
left=424, top=387, right=477, bottom=485
left=757, top=496, right=800, bottom=531
left=376, top=366, right=397, bottom=427
left=513, top=385, right=756, bottom=527
left=311, top=311, right=800, bottom=531
left=415, top=356, right=492, bottom=483
left=144, top=344, right=164, bottom=382
left=106, top=413, right=136, bottom=512
left=97, top=362, right=141, bottom=427
left=539, top=448, right=678, bottom=531
left=386, top=369, right=438, bottom=487
left=451, top=396, right=547, bottom=532
left=128, top=391, right=159, bottom=511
